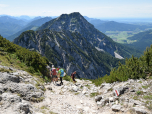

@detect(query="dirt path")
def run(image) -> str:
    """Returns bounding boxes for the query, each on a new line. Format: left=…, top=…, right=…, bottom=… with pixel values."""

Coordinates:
left=34, top=79, right=100, bottom=114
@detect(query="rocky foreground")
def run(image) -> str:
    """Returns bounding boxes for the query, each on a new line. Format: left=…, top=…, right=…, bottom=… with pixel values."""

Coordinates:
left=0, top=65, right=152, bottom=114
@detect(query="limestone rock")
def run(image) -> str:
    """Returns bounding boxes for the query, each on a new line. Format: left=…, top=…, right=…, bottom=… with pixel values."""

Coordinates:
left=72, top=86, right=79, bottom=92
left=0, top=72, right=20, bottom=84
left=17, top=102, right=31, bottom=114
left=95, top=95, right=102, bottom=102
left=133, top=107, right=147, bottom=114
left=112, top=105, right=121, bottom=112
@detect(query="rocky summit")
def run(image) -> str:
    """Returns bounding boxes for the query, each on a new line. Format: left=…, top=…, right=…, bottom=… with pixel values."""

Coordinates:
left=0, top=65, right=152, bottom=114
left=38, top=12, right=141, bottom=58
left=13, top=12, right=142, bottom=79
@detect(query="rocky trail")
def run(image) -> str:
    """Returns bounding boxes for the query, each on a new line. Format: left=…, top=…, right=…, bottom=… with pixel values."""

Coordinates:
left=0, top=65, right=152, bottom=114
left=35, top=79, right=100, bottom=114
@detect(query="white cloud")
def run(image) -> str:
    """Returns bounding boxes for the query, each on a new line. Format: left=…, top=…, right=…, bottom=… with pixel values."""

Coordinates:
left=0, top=4, right=8, bottom=8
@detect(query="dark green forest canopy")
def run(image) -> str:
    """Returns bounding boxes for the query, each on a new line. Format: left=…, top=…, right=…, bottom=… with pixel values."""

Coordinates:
left=127, top=30, right=152, bottom=51
left=92, top=45, right=152, bottom=86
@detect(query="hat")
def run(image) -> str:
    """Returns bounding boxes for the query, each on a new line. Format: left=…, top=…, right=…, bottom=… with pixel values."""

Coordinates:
left=52, top=65, right=54, bottom=68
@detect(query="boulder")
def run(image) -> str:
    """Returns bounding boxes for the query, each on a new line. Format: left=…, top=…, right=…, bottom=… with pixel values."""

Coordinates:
left=100, top=83, right=112, bottom=93
left=0, top=84, right=4, bottom=94
left=95, top=95, right=102, bottom=102
left=133, top=107, right=147, bottom=114
left=109, top=97, right=114, bottom=102
left=100, top=99, right=106, bottom=106
left=5, top=82, right=44, bottom=101
left=133, top=100, right=145, bottom=106
left=47, top=86, right=52, bottom=90
left=0, top=72, right=20, bottom=84
left=111, top=105, right=121, bottom=112
left=2, top=93, right=21, bottom=103
left=17, top=102, right=31, bottom=114
left=72, top=86, right=78, bottom=92
left=123, top=102, right=128, bottom=108
left=97, top=100, right=105, bottom=107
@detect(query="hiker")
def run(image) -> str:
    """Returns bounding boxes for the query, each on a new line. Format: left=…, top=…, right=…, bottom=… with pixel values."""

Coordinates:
left=71, top=71, right=76, bottom=83
left=58, top=67, right=64, bottom=85
left=56, top=66, right=60, bottom=80
left=57, top=66, right=60, bottom=72
left=50, top=65, right=58, bottom=83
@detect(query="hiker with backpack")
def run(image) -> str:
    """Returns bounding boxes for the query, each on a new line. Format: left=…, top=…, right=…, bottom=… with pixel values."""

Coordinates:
left=50, top=65, right=58, bottom=84
left=71, top=71, right=76, bottom=83
left=58, top=67, right=64, bottom=85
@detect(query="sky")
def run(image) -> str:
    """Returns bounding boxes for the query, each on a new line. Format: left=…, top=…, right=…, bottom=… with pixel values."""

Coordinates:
left=0, top=0, right=152, bottom=18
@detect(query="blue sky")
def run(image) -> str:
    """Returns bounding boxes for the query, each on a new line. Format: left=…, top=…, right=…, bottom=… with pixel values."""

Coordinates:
left=0, top=0, right=152, bottom=18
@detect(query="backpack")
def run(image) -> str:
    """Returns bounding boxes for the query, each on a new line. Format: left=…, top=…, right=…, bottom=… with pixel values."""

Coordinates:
left=51, top=68, right=57, bottom=75
left=59, top=69, right=64, bottom=77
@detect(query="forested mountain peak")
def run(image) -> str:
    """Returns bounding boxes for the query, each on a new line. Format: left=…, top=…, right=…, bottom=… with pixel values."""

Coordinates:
left=13, top=12, right=142, bottom=78
left=38, top=12, right=142, bottom=58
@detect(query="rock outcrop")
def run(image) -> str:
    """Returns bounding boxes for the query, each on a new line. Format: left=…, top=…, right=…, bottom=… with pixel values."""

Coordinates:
left=0, top=65, right=152, bottom=114
left=0, top=65, right=44, bottom=114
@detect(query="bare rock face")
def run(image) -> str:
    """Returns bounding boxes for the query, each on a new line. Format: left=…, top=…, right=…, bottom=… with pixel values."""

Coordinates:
left=95, top=95, right=102, bottom=102
left=0, top=66, right=44, bottom=114
left=112, top=105, right=122, bottom=112
left=93, top=78, right=152, bottom=114
left=0, top=72, right=20, bottom=83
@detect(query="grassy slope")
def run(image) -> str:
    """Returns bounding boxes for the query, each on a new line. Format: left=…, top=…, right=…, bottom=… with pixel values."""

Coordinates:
left=0, top=35, right=50, bottom=82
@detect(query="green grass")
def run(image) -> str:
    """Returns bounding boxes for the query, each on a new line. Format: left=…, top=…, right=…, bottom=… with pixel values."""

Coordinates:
left=85, top=84, right=91, bottom=89
left=145, top=101, right=152, bottom=110
left=105, top=31, right=140, bottom=44
left=138, top=81, right=142, bottom=83
left=0, top=53, right=29, bottom=73
left=63, top=75, right=71, bottom=81
left=41, top=106, right=49, bottom=110
left=136, top=91, right=144, bottom=95
left=0, top=50, right=50, bottom=87
left=142, top=85, right=150, bottom=89
left=90, top=92, right=100, bottom=97
left=49, top=111, right=57, bottom=114
left=149, top=76, right=152, bottom=79
left=143, top=95, right=152, bottom=100
left=0, top=68, right=13, bottom=73
left=133, top=96, right=139, bottom=100
left=75, top=92, right=79, bottom=95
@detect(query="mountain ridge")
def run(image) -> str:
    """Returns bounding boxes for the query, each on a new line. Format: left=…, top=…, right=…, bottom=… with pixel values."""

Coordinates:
left=7, top=17, right=53, bottom=41
left=13, top=12, right=142, bottom=78
left=14, top=29, right=123, bottom=79
left=38, top=12, right=142, bottom=58
left=127, top=29, right=152, bottom=51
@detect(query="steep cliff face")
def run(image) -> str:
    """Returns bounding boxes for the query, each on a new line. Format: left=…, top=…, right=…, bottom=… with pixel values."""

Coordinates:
left=14, top=29, right=122, bottom=79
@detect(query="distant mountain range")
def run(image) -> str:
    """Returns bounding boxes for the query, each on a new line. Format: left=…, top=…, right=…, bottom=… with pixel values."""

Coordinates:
left=92, top=21, right=152, bottom=33
left=13, top=12, right=142, bottom=79
left=0, top=16, right=28, bottom=37
left=84, top=16, right=106, bottom=27
left=6, top=17, right=52, bottom=41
